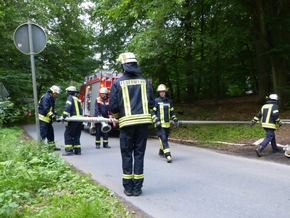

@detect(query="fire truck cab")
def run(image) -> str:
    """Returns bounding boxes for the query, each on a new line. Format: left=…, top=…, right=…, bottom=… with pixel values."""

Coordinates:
left=79, top=69, right=121, bottom=134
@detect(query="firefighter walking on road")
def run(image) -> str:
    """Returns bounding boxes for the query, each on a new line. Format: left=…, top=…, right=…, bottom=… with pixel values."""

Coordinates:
left=250, top=94, right=283, bottom=157
left=62, top=86, right=83, bottom=156
left=38, top=85, right=61, bottom=151
left=95, top=87, right=112, bottom=149
left=109, top=52, right=154, bottom=197
left=151, top=84, right=179, bottom=163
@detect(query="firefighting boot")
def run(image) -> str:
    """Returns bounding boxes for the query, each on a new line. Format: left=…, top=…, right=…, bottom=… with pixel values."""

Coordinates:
left=103, top=140, right=111, bottom=148
left=272, top=147, right=282, bottom=152
left=255, top=146, right=262, bottom=157
left=103, top=144, right=111, bottom=149
left=48, top=141, right=61, bottom=151
left=158, top=149, right=164, bottom=157
left=74, top=148, right=81, bottom=155
left=166, top=155, right=172, bottom=163
left=62, top=149, right=74, bottom=156
left=95, top=143, right=100, bottom=149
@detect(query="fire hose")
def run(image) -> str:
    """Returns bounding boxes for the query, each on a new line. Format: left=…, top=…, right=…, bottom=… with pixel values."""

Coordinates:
left=59, top=116, right=290, bottom=157
left=60, top=116, right=252, bottom=127
left=60, top=116, right=290, bottom=125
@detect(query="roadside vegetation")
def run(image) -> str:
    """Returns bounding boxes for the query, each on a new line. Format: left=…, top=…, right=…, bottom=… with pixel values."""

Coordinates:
left=170, top=95, right=266, bottom=145
left=0, top=127, right=134, bottom=218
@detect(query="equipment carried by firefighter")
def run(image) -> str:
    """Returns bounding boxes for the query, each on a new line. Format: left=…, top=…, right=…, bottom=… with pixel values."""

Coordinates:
left=58, top=115, right=290, bottom=158
left=78, top=69, right=122, bottom=134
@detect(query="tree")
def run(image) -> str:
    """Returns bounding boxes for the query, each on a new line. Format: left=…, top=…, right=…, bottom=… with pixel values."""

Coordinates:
left=239, top=0, right=290, bottom=107
left=0, top=0, right=98, bottom=103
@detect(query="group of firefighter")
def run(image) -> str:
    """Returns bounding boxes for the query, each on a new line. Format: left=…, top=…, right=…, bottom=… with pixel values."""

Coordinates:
left=37, top=52, right=180, bottom=196
left=37, top=52, right=286, bottom=197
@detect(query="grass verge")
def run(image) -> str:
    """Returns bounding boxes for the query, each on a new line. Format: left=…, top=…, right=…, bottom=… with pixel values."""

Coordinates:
left=0, top=127, right=134, bottom=218
left=170, top=124, right=264, bottom=144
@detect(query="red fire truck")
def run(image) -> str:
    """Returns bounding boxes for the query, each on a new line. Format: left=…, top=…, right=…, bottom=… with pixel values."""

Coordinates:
left=79, top=69, right=122, bottom=134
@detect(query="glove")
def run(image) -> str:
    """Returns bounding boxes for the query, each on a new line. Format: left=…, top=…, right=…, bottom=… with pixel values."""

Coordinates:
left=152, top=115, right=158, bottom=124
left=249, top=121, right=256, bottom=127
left=49, top=114, right=56, bottom=121
left=62, top=115, right=67, bottom=123
left=277, top=121, right=283, bottom=127
left=174, top=120, right=179, bottom=128
left=55, top=115, right=61, bottom=122
left=155, top=121, right=161, bottom=128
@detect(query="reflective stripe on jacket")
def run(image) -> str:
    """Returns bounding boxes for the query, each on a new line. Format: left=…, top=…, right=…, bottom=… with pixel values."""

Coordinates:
left=254, top=100, right=280, bottom=129
left=109, top=73, right=154, bottom=128
left=63, top=95, right=83, bottom=118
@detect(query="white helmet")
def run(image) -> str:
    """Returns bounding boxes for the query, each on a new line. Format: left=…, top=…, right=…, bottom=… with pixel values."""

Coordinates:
left=157, top=84, right=167, bottom=92
left=116, top=52, right=138, bottom=64
left=65, top=86, right=77, bottom=92
left=99, top=87, right=109, bottom=94
left=50, top=85, right=61, bottom=94
left=269, top=94, right=278, bottom=100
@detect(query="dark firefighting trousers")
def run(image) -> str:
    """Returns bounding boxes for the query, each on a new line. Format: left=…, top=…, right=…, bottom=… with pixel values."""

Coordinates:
left=39, top=120, right=55, bottom=146
left=260, top=128, right=279, bottom=151
left=120, top=124, right=148, bottom=192
left=64, top=122, right=83, bottom=154
left=156, top=127, right=171, bottom=157
left=95, top=123, right=109, bottom=147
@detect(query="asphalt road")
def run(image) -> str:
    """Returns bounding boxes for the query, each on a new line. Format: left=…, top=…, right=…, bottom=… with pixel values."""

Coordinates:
left=24, top=123, right=290, bottom=218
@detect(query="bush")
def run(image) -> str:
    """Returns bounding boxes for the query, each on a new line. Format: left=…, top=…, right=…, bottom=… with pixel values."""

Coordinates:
left=0, top=99, right=23, bottom=127
left=0, top=127, right=133, bottom=217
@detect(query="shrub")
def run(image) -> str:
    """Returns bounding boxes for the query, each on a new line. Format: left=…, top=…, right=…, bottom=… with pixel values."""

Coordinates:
left=0, top=99, right=22, bottom=127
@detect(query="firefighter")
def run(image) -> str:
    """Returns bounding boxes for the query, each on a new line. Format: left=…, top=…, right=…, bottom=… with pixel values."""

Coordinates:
left=38, top=85, right=61, bottom=150
left=109, top=52, right=154, bottom=197
left=62, top=86, right=83, bottom=156
left=95, top=87, right=112, bottom=149
left=151, top=84, right=179, bottom=163
left=250, top=94, right=283, bottom=157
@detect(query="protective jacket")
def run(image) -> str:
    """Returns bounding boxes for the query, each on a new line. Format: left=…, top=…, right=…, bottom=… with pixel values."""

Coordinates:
left=63, top=95, right=83, bottom=118
left=95, top=96, right=111, bottom=118
left=38, top=92, right=55, bottom=123
left=109, top=73, right=154, bottom=128
left=151, top=97, right=177, bottom=128
left=253, top=100, right=281, bottom=129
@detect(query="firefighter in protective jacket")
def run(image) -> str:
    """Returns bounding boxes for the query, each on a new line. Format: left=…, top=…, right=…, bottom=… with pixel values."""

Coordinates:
left=62, top=86, right=83, bottom=156
left=151, top=84, right=179, bottom=163
left=250, top=94, right=283, bottom=157
left=95, top=87, right=112, bottom=149
left=38, top=85, right=61, bottom=150
left=109, top=52, right=154, bottom=197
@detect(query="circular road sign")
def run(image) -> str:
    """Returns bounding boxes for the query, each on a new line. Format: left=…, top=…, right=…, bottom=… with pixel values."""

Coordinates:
left=14, top=22, right=47, bottom=55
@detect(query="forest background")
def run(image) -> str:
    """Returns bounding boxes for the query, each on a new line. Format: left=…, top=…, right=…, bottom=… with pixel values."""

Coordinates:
left=1, top=0, right=290, bottom=119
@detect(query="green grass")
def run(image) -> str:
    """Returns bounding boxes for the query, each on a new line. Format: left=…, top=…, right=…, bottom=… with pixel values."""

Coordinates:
left=170, top=103, right=265, bottom=145
left=170, top=124, right=264, bottom=144
left=0, top=127, right=134, bottom=218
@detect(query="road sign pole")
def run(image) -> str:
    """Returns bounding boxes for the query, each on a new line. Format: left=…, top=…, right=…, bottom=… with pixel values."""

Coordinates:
left=28, top=21, right=41, bottom=142
left=14, top=21, right=47, bottom=142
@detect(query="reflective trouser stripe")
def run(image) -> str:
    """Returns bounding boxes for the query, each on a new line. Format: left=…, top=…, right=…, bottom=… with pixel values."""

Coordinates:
left=123, top=174, right=133, bottom=180
left=133, top=174, right=144, bottom=180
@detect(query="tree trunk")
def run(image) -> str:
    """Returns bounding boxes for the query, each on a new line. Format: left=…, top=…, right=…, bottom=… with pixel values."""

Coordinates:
left=251, top=0, right=271, bottom=103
